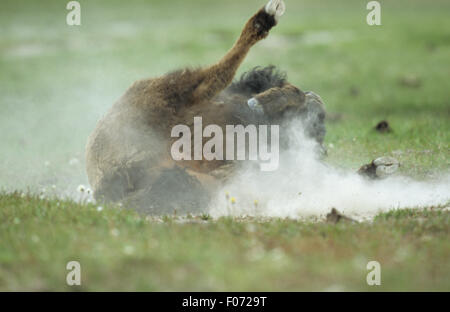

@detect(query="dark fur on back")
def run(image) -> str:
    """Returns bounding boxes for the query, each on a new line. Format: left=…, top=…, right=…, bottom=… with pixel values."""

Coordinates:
left=228, top=65, right=287, bottom=95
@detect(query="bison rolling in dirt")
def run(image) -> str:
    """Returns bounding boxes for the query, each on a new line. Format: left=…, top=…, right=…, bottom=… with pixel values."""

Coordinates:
left=86, top=0, right=326, bottom=214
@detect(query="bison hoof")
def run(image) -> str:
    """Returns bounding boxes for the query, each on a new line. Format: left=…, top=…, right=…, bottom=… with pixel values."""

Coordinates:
left=373, top=156, right=400, bottom=178
left=265, top=0, right=286, bottom=21
left=358, top=156, right=400, bottom=179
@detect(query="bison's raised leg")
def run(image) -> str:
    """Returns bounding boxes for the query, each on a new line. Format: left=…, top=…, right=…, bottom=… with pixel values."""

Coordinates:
left=191, top=0, right=286, bottom=104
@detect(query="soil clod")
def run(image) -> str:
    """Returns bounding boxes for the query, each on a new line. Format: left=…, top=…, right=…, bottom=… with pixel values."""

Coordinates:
left=375, top=120, right=392, bottom=133
left=326, top=208, right=357, bottom=224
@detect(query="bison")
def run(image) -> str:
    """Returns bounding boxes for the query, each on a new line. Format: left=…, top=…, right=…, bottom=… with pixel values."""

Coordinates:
left=86, top=0, right=326, bottom=214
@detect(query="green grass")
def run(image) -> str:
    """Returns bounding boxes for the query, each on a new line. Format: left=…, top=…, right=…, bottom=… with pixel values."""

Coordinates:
left=0, top=0, right=449, bottom=291
left=0, top=193, right=449, bottom=291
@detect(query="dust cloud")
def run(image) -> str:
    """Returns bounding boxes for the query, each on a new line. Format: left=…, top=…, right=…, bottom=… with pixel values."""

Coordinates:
left=209, top=121, right=450, bottom=220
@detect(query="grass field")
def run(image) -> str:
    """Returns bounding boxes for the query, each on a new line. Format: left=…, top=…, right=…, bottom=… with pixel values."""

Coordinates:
left=1, top=193, right=449, bottom=291
left=0, top=0, right=449, bottom=291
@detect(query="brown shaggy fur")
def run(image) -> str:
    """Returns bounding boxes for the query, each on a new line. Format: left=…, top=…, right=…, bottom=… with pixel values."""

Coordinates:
left=86, top=4, right=326, bottom=214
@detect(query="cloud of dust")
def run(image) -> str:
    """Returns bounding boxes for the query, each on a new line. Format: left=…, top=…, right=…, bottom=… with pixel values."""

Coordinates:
left=209, top=120, right=450, bottom=220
